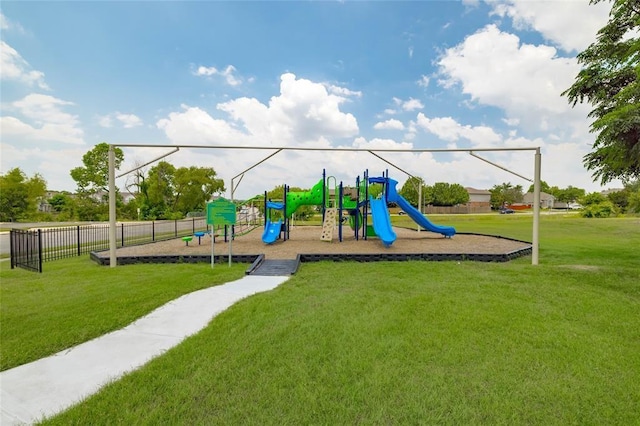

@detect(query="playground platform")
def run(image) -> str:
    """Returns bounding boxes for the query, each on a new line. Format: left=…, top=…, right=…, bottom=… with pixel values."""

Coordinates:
left=91, top=226, right=532, bottom=267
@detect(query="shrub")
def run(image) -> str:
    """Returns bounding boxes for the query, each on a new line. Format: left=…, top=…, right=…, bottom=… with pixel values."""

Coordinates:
left=581, top=201, right=618, bottom=218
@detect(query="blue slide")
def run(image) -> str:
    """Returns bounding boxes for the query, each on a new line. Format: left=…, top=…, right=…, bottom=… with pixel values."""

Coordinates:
left=369, top=196, right=397, bottom=247
left=386, top=178, right=456, bottom=238
left=262, top=219, right=282, bottom=244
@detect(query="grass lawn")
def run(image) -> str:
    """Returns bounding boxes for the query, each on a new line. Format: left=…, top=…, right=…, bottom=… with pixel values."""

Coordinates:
left=2, top=214, right=639, bottom=424
left=0, top=259, right=247, bottom=370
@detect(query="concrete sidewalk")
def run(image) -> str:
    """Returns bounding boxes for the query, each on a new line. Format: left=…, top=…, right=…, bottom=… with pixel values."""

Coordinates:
left=0, top=275, right=289, bottom=425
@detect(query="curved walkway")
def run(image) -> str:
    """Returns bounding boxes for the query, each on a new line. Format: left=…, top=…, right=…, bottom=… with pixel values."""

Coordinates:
left=0, top=275, right=289, bottom=425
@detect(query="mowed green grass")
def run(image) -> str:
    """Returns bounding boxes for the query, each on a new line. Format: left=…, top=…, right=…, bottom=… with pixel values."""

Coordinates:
left=0, top=259, right=247, bottom=370
left=2, top=214, right=639, bottom=424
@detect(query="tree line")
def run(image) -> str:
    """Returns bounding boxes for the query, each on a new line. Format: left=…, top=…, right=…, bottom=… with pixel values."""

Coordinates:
left=3, top=144, right=640, bottom=223
left=0, top=143, right=225, bottom=222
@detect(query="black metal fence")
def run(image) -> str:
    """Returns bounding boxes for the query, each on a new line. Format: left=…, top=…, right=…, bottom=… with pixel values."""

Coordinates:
left=10, top=229, right=43, bottom=273
left=10, top=218, right=208, bottom=272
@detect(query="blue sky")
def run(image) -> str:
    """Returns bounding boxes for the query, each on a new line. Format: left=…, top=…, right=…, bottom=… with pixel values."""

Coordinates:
left=1, top=1, right=620, bottom=199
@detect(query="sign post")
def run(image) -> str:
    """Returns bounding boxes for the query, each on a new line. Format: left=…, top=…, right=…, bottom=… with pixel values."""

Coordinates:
left=206, top=198, right=237, bottom=268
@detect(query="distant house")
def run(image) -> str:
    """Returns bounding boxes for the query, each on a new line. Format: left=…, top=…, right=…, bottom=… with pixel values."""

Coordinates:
left=600, top=188, right=624, bottom=196
left=460, top=187, right=492, bottom=213
left=465, top=187, right=491, bottom=208
left=522, top=191, right=555, bottom=208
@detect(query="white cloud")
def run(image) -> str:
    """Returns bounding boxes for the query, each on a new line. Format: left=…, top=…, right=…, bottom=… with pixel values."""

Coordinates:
left=0, top=12, right=9, bottom=30
left=400, top=98, right=424, bottom=112
left=374, top=119, right=404, bottom=131
left=417, top=75, right=430, bottom=88
left=416, top=113, right=502, bottom=147
left=502, top=117, right=520, bottom=127
left=402, top=98, right=424, bottom=111
left=0, top=12, right=25, bottom=33
left=383, top=109, right=397, bottom=115
left=325, top=84, right=362, bottom=98
left=98, top=115, right=113, bottom=128
left=158, top=73, right=359, bottom=147
left=437, top=24, right=592, bottom=137
left=117, top=113, right=143, bottom=128
left=489, top=0, right=610, bottom=52
left=157, top=105, right=246, bottom=146
left=0, top=41, right=49, bottom=89
left=98, top=112, right=143, bottom=128
left=408, top=46, right=414, bottom=58
left=194, top=64, right=243, bottom=86
left=0, top=94, right=84, bottom=145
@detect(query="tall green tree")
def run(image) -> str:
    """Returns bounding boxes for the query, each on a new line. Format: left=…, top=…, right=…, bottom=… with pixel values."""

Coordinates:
left=145, top=161, right=176, bottom=218
left=430, top=182, right=470, bottom=206
left=527, top=180, right=551, bottom=194
left=563, top=0, right=640, bottom=184
left=399, top=177, right=426, bottom=207
left=140, top=161, right=225, bottom=219
left=173, top=166, right=225, bottom=215
left=556, top=186, right=586, bottom=204
left=48, top=192, right=77, bottom=221
left=70, top=143, right=124, bottom=195
left=0, top=168, right=47, bottom=222
left=489, top=182, right=524, bottom=209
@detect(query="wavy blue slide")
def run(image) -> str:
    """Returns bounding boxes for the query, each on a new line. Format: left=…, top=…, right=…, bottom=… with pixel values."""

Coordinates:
left=386, top=178, right=456, bottom=238
left=369, top=196, right=397, bottom=247
left=262, top=219, right=282, bottom=244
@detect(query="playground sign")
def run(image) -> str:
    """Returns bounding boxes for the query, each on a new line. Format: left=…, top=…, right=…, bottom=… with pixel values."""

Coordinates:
left=207, top=198, right=236, bottom=225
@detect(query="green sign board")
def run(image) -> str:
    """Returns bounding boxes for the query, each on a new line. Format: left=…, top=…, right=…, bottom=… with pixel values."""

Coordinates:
left=207, top=198, right=236, bottom=225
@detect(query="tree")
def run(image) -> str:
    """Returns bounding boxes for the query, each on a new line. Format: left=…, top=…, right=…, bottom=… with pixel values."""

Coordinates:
left=563, top=0, right=640, bottom=184
left=556, top=186, right=586, bottom=204
left=0, top=168, right=47, bottom=222
left=172, top=166, right=225, bottom=215
left=489, top=182, right=524, bottom=209
left=607, top=179, right=640, bottom=213
left=430, top=182, right=470, bottom=206
left=143, top=161, right=176, bottom=219
left=368, top=183, right=383, bottom=200
left=48, top=192, right=77, bottom=221
left=580, top=191, right=618, bottom=218
left=138, top=161, right=225, bottom=219
left=606, top=188, right=629, bottom=211
left=399, top=177, right=426, bottom=207
left=527, top=180, right=551, bottom=194
left=70, top=143, right=124, bottom=194
left=623, top=179, right=640, bottom=213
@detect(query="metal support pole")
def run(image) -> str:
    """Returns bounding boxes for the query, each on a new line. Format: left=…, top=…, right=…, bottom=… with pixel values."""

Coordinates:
left=532, top=148, right=541, bottom=265
left=108, top=145, right=117, bottom=268
left=417, top=184, right=422, bottom=233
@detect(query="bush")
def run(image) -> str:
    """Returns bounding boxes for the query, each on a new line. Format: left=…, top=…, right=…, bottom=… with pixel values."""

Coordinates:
left=581, top=201, right=618, bottom=218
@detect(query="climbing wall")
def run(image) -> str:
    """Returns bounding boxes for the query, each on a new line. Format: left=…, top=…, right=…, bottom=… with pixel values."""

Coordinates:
left=320, top=208, right=337, bottom=242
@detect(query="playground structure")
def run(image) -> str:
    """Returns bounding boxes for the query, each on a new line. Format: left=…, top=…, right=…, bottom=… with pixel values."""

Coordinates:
left=106, top=144, right=542, bottom=266
left=262, top=170, right=456, bottom=246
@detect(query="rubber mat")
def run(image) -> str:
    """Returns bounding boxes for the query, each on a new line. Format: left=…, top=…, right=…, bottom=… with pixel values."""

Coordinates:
left=249, top=258, right=300, bottom=275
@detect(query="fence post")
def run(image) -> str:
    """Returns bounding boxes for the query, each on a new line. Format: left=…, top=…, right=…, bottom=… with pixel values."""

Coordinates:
left=38, top=229, right=43, bottom=273
left=121, top=223, right=124, bottom=247
left=175, top=220, right=178, bottom=238
left=77, top=226, right=81, bottom=256
left=192, top=217, right=195, bottom=234
left=10, top=230, right=15, bottom=269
